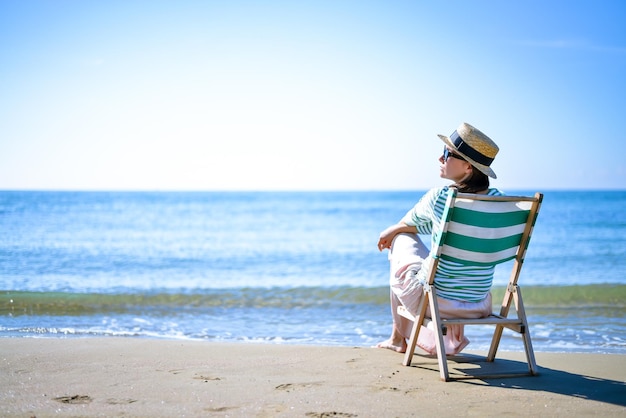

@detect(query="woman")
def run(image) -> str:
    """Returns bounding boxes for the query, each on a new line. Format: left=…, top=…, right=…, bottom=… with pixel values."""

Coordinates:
left=376, top=122, right=502, bottom=355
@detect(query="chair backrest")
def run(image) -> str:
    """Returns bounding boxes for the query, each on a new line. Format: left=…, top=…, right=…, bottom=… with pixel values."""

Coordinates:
left=434, top=190, right=543, bottom=269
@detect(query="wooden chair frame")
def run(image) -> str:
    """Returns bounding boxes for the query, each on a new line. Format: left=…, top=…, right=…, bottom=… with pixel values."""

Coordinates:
left=400, top=190, right=543, bottom=381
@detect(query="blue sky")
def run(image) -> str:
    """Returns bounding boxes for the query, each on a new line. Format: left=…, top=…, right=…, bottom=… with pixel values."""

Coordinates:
left=1, top=0, right=624, bottom=191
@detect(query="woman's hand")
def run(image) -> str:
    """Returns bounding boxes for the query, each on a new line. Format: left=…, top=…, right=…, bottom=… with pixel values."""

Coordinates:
left=377, top=223, right=418, bottom=251
left=377, top=226, right=397, bottom=251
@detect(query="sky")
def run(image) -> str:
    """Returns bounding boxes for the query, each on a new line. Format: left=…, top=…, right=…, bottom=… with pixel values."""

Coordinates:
left=1, top=0, right=625, bottom=191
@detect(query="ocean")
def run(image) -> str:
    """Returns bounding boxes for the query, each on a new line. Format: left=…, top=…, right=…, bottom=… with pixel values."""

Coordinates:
left=1, top=190, right=625, bottom=354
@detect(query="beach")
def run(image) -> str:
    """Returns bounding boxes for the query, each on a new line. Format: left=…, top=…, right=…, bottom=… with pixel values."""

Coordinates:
left=2, top=191, right=625, bottom=416
left=1, top=338, right=624, bottom=417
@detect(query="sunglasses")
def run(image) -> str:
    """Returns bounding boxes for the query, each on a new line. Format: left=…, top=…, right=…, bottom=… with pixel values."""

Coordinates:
left=442, top=146, right=465, bottom=163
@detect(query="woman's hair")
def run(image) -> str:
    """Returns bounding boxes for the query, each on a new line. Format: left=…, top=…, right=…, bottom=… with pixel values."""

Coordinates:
left=450, top=165, right=490, bottom=193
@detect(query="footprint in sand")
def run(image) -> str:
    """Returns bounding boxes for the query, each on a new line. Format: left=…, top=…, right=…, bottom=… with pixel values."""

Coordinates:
left=106, top=398, right=138, bottom=405
left=53, top=395, right=92, bottom=404
left=275, top=382, right=322, bottom=392
left=193, top=374, right=222, bottom=382
left=205, top=406, right=238, bottom=413
left=373, top=383, right=419, bottom=395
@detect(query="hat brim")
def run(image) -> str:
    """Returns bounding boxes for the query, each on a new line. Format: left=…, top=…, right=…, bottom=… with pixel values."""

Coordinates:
left=438, top=134, right=497, bottom=179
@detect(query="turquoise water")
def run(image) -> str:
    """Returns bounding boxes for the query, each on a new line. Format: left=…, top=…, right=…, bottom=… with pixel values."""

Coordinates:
left=1, top=190, right=625, bottom=353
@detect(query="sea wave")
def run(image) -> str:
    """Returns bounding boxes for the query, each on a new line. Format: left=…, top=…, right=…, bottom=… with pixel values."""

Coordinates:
left=2, top=284, right=625, bottom=316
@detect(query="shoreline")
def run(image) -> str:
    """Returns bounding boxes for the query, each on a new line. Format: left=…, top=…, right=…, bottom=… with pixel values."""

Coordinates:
left=1, top=338, right=625, bottom=417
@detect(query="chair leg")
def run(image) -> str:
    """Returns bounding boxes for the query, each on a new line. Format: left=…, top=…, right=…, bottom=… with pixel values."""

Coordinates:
left=402, top=312, right=421, bottom=367
left=427, top=291, right=450, bottom=381
left=513, top=287, right=538, bottom=375
left=487, top=324, right=503, bottom=363
left=402, top=289, right=430, bottom=367
left=487, top=286, right=514, bottom=362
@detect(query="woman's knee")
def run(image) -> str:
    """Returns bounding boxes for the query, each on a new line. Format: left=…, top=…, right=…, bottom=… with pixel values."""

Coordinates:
left=390, top=233, right=419, bottom=253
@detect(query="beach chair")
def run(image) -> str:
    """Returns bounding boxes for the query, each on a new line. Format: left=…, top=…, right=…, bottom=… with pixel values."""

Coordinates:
left=399, top=189, right=543, bottom=381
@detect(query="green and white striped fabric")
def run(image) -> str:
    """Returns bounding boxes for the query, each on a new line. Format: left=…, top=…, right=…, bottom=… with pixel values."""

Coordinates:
left=402, top=187, right=506, bottom=302
left=437, top=196, right=533, bottom=266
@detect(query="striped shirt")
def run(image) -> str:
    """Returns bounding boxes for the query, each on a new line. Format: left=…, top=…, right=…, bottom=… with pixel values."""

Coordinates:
left=401, top=186, right=503, bottom=302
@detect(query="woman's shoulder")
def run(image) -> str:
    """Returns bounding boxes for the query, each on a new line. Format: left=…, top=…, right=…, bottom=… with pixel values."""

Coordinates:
left=421, top=186, right=450, bottom=202
left=410, top=187, right=449, bottom=210
left=423, top=186, right=502, bottom=200
left=427, top=186, right=450, bottom=196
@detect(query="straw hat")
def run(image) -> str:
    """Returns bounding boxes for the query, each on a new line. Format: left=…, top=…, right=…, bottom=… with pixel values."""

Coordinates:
left=438, top=122, right=499, bottom=178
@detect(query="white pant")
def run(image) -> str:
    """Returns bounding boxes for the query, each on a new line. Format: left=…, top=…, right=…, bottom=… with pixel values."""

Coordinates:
left=388, top=233, right=492, bottom=355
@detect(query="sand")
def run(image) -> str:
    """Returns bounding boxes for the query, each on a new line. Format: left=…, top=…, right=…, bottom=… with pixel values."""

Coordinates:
left=1, top=338, right=624, bottom=417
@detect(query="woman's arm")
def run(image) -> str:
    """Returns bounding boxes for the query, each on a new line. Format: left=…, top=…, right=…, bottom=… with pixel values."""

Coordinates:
left=377, top=223, right=417, bottom=251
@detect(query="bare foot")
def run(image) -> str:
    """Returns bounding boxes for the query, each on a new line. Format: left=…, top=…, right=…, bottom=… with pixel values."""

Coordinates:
left=375, top=338, right=407, bottom=353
